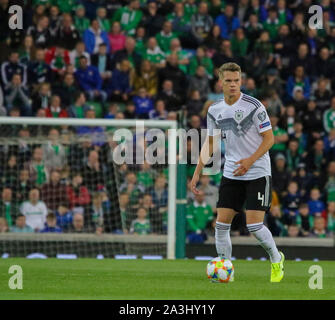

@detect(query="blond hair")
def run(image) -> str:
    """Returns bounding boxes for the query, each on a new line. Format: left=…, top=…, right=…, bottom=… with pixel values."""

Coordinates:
left=218, top=62, right=241, bottom=80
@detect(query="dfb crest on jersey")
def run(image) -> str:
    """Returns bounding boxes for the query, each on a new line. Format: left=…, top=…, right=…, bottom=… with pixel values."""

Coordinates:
left=234, top=110, right=244, bottom=121
left=257, top=111, right=266, bottom=122
left=221, top=131, right=226, bottom=139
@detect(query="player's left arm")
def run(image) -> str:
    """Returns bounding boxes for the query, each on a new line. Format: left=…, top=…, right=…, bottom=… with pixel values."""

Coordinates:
left=233, top=129, right=274, bottom=176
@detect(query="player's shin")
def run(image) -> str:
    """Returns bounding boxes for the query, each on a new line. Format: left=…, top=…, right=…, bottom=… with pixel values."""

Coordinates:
left=215, top=222, right=232, bottom=260
left=247, top=223, right=281, bottom=263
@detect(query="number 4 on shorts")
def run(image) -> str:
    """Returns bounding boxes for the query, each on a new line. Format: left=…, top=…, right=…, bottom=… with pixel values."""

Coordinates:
left=258, top=192, right=264, bottom=206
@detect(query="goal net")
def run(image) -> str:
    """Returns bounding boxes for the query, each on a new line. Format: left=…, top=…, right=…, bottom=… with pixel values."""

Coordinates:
left=0, top=117, right=178, bottom=259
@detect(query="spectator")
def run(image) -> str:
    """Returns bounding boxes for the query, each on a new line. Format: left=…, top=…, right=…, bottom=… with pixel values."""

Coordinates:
left=55, top=205, right=73, bottom=232
left=83, top=19, right=110, bottom=55
left=45, top=95, right=69, bottom=118
left=142, top=0, right=165, bottom=38
left=141, top=193, right=164, bottom=234
left=323, top=96, right=335, bottom=133
left=104, top=103, right=118, bottom=119
left=77, top=108, right=106, bottom=147
left=69, top=41, right=91, bottom=70
left=266, top=205, right=284, bottom=237
left=112, top=0, right=143, bottom=37
left=75, top=55, right=107, bottom=102
left=19, top=35, right=36, bottom=66
left=203, top=25, right=222, bottom=55
left=66, top=173, right=91, bottom=212
left=286, top=139, right=302, bottom=175
left=198, top=174, right=218, bottom=213
left=300, top=97, right=323, bottom=141
left=188, top=65, right=210, bottom=101
left=0, top=187, right=19, bottom=228
left=26, top=15, right=52, bottom=49
left=90, top=191, right=113, bottom=233
left=282, top=181, right=301, bottom=225
left=150, top=175, right=168, bottom=211
left=304, top=139, right=329, bottom=176
left=215, top=4, right=240, bottom=39
left=272, top=153, right=291, bottom=200
left=4, top=74, right=32, bottom=116
left=119, top=192, right=132, bottom=233
left=45, top=43, right=70, bottom=78
left=262, top=6, right=281, bottom=40
left=31, top=82, right=51, bottom=114
left=0, top=217, right=8, bottom=233
left=307, top=188, right=326, bottom=217
left=10, top=214, right=34, bottom=233
left=133, top=60, right=158, bottom=98
left=143, top=37, right=166, bottom=69
left=314, top=78, right=331, bottom=113
left=326, top=201, right=335, bottom=233
left=324, top=161, right=335, bottom=202
left=41, top=170, right=69, bottom=211
left=133, top=87, right=154, bottom=119
left=156, top=79, right=183, bottom=112
left=15, top=169, right=33, bottom=203
left=20, top=188, right=48, bottom=232
left=129, top=207, right=151, bottom=235
left=309, top=216, right=331, bottom=238
left=296, top=203, right=313, bottom=236
left=108, top=21, right=126, bottom=54
left=186, top=190, right=213, bottom=243
left=40, top=212, right=62, bottom=233
left=73, top=4, right=90, bottom=37
left=82, top=150, right=106, bottom=193
left=96, top=7, right=111, bottom=32
left=91, top=43, right=113, bottom=85
left=113, top=36, right=142, bottom=69
left=66, top=212, right=92, bottom=233
left=108, top=59, right=133, bottom=102
left=120, top=171, right=145, bottom=207
left=190, top=1, right=213, bottom=45
left=186, top=90, right=205, bottom=118
left=28, top=47, right=52, bottom=87
left=156, top=20, right=178, bottom=53
left=270, top=115, right=289, bottom=156
left=52, top=72, right=78, bottom=108
left=54, top=13, right=80, bottom=51
left=149, top=99, right=168, bottom=120
left=42, top=128, right=67, bottom=171
left=286, top=65, right=311, bottom=100
left=286, top=224, right=302, bottom=237
left=231, top=28, right=249, bottom=60
left=68, top=91, right=91, bottom=118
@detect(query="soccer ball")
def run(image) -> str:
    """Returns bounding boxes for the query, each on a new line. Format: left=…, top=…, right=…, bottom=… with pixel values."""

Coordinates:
left=207, top=257, right=234, bottom=283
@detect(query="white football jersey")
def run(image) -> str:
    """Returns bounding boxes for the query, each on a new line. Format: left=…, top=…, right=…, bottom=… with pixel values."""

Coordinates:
left=207, top=93, right=272, bottom=180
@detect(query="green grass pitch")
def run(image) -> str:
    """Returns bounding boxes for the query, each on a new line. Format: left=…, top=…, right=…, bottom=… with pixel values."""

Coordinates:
left=0, top=258, right=334, bottom=300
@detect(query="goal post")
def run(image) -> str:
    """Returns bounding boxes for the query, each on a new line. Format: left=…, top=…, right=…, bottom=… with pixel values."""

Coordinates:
left=0, top=117, right=180, bottom=259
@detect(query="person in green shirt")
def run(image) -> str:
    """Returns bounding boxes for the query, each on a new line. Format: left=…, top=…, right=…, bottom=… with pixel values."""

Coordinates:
left=231, top=28, right=249, bottom=58
left=142, top=37, right=166, bottom=69
left=324, top=162, right=335, bottom=202
left=130, top=207, right=151, bottom=235
left=165, top=38, right=191, bottom=74
left=166, top=2, right=192, bottom=39
left=52, top=0, right=76, bottom=13
left=74, top=5, right=90, bottom=37
left=270, top=115, right=288, bottom=153
left=97, top=7, right=111, bottom=32
left=309, top=216, right=331, bottom=238
left=323, top=97, right=335, bottom=133
left=112, top=0, right=143, bottom=36
left=262, top=7, right=281, bottom=40
left=156, top=20, right=178, bottom=52
left=186, top=190, right=213, bottom=243
left=136, top=162, right=157, bottom=189
left=327, top=201, right=335, bottom=233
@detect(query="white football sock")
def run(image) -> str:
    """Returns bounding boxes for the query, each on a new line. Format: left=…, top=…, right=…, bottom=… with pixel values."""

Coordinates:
left=247, top=223, right=281, bottom=263
left=215, top=222, right=232, bottom=260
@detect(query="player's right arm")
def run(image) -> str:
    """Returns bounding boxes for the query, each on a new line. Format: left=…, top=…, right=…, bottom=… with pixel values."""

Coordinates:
left=190, top=110, right=219, bottom=195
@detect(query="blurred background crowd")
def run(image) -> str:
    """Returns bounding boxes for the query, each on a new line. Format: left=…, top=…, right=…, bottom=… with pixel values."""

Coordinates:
left=0, top=0, right=335, bottom=241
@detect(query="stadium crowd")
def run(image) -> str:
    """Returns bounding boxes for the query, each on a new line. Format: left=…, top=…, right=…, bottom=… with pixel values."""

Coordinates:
left=0, top=0, right=335, bottom=241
